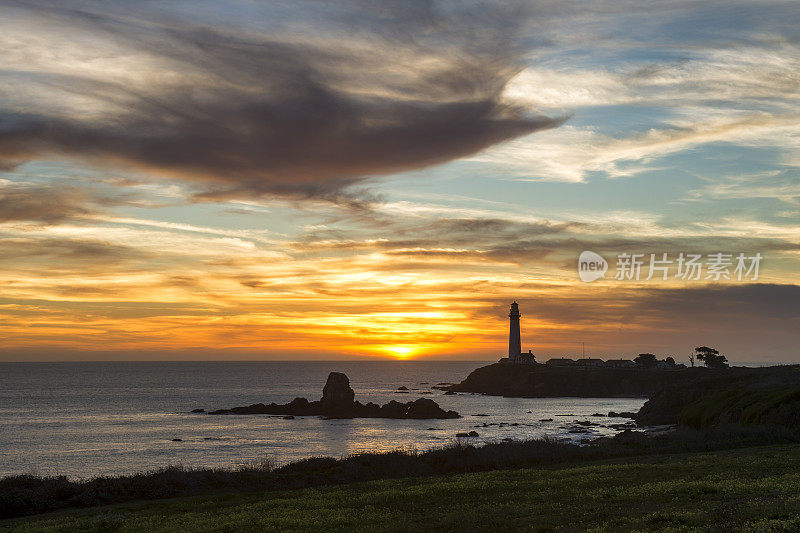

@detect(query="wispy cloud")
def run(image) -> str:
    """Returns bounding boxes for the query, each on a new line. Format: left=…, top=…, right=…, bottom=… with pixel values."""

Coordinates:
left=1, top=0, right=799, bottom=361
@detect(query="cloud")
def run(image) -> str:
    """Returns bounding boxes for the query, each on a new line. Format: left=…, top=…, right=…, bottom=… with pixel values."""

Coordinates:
left=290, top=213, right=800, bottom=268
left=469, top=113, right=800, bottom=182
left=685, top=171, right=800, bottom=205
left=633, top=283, right=800, bottom=321
left=0, top=236, right=145, bottom=264
left=473, top=21, right=800, bottom=183
left=0, top=0, right=564, bottom=204
left=0, top=182, right=97, bottom=224
left=478, top=283, right=800, bottom=327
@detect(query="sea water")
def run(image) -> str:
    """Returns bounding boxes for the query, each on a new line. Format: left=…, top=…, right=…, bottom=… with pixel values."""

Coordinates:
left=0, top=361, right=646, bottom=478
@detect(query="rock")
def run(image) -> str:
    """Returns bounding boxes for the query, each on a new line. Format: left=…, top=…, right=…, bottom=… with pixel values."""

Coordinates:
left=397, top=386, right=409, bottom=390
left=361, top=401, right=381, bottom=416
left=608, top=422, right=637, bottom=430
left=591, top=413, right=605, bottom=417
left=321, top=372, right=355, bottom=415
left=190, top=408, right=205, bottom=413
left=456, top=432, right=470, bottom=437
left=209, top=403, right=267, bottom=415
left=404, top=398, right=460, bottom=419
left=171, top=438, right=183, bottom=442
left=378, top=400, right=408, bottom=418
left=468, top=430, right=479, bottom=437
left=443, top=390, right=455, bottom=395
left=613, top=428, right=648, bottom=444
left=608, top=411, right=637, bottom=418
left=539, top=418, right=554, bottom=422
left=207, top=372, right=460, bottom=420
left=634, top=387, right=700, bottom=425
left=285, top=397, right=314, bottom=411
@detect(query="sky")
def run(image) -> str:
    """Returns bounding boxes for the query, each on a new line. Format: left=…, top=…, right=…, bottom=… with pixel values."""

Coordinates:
left=0, top=0, right=799, bottom=363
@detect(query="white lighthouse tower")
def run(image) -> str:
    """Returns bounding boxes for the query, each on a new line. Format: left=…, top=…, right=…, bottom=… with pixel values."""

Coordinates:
left=508, top=301, right=521, bottom=358
left=504, top=301, right=536, bottom=364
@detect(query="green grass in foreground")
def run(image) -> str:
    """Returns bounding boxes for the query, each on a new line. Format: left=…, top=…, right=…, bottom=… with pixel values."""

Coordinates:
left=4, top=444, right=800, bottom=532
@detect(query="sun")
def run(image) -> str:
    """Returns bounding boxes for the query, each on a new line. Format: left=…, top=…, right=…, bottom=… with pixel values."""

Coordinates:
left=385, top=345, right=417, bottom=359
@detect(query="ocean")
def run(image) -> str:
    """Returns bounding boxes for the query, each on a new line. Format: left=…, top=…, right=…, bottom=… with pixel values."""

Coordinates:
left=0, top=361, right=647, bottom=479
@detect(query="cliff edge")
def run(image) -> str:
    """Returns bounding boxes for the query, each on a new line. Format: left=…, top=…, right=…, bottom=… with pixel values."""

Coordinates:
left=448, top=362, right=696, bottom=398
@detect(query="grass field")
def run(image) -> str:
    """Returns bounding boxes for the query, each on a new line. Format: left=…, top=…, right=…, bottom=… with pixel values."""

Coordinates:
left=4, top=444, right=800, bottom=532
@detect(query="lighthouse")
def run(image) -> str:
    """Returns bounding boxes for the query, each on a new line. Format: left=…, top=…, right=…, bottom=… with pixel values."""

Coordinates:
left=503, top=301, right=536, bottom=364
left=508, top=301, right=521, bottom=357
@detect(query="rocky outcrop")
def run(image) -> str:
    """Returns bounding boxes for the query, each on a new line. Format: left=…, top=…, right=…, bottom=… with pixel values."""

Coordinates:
left=448, top=362, right=693, bottom=398
left=635, top=365, right=800, bottom=427
left=449, top=361, right=800, bottom=430
left=206, top=372, right=460, bottom=419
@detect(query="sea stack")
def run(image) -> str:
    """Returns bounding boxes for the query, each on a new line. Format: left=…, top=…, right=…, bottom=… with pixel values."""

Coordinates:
left=321, top=372, right=356, bottom=416
left=206, top=371, right=460, bottom=419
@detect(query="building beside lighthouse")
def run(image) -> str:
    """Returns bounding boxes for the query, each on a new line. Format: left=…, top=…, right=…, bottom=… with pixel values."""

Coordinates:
left=497, top=301, right=684, bottom=368
left=501, top=301, right=537, bottom=364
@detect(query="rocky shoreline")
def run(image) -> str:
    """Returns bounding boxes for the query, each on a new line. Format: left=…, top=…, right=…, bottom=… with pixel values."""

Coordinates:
left=198, top=372, right=460, bottom=420
left=448, top=361, right=800, bottom=430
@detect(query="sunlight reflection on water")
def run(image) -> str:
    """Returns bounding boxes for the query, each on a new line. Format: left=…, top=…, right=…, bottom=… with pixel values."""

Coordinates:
left=1, top=361, right=645, bottom=478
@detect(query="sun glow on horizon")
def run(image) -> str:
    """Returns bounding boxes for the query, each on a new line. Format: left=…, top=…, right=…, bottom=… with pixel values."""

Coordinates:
left=383, top=345, right=419, bottom=359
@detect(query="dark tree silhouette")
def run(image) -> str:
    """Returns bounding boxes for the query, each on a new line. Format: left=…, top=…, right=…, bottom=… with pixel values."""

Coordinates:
left=694, top=346, right=728, bottom=369
left=665, top=356, right=676, bottom=367
left=634, top=353, right=658, bottom=368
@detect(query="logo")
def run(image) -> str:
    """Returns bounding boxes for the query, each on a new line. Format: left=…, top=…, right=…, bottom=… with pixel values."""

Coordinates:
left=578, top=251, right=608, bottom=282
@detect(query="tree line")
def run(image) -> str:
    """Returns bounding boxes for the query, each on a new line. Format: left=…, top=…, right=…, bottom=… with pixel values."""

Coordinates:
left=634, top=347, right=728, bottom=369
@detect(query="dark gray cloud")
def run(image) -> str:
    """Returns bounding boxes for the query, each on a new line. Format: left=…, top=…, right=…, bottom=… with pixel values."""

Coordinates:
left=499, top=283, right=800, bottom=326
left=633, top=283, right=800, bottom=321
left=0, top=1, right=563, bottom=204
